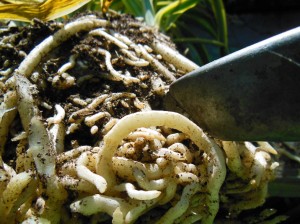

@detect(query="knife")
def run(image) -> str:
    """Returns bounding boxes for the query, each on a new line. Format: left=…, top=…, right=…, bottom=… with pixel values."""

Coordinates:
left=164, top=27, right=300, bottom=141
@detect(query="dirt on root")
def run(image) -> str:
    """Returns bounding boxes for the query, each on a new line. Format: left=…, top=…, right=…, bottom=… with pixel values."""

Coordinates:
left=1, top=12, right=299, bottom=224
left=1, top=12, right=182, bottom=150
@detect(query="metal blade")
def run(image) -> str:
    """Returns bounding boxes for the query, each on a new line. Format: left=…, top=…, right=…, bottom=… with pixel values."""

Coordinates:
left=165, top=27, right=300, bottom=141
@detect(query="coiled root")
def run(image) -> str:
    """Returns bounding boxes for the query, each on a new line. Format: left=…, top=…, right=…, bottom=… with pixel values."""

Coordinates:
left=0, top=13, right=278, bottom=223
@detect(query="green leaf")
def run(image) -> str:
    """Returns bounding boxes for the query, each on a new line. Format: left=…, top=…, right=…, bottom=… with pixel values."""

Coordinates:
left=155, top=0, right=200, bottom=31
left=174, top=37, right=225, bottom=47
left=120, top=0, right=144, bottom=17
left=182, top=13, right=217, bottom=38
left=142, top=0, right=155, bottom=26
left=208, top=0, right=228, bottom=55
left=182, top=43, right=205, bottom=65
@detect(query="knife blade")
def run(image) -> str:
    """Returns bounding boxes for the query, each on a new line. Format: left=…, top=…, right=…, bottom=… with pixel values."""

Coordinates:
left=164, top=27, right=300, bottom=141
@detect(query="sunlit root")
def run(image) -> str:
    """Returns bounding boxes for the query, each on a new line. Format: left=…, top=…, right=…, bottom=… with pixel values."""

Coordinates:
left=92, top=111, right=226, bottom=223
left=221, top=141, right=278, bottom=215
left=0, top=13, right=278, bottom=224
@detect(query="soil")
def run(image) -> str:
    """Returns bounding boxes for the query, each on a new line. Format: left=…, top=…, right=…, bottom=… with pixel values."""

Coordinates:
left=1, top=12, right=299, bottom=223
left=1, top=12, right=179, bottom=152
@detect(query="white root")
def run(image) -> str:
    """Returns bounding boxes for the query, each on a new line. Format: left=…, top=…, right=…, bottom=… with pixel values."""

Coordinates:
left=27, top=115, right=65, bottom=222
left=251, top=151, right=267, bottom=187
left=85, top=112, right=109, bottom=127
left=152, top=41, right=199, bottom=73
left=168, top=143, right=192, bottom=162
left=113, top=33, right=133, bottom=46
left=175, top=172, right=199, bottom=183
left=90, top=28, right=129, bottom=49
left=17, top=18, right=109, bottom=77
left=143, top=45, right=153, bottom=53
left=88, top=94, right=109, bottom=109
left=102, top=118, right=119, bottom=134
left=28, top=116, right=56, bottom=177
left=15, top=74, right=39, bottom=132
left=47, top=104, right=65, bottom=125
left=22, top=216, right=51, bottom=224
left=133, top=98, right=145, bottom=110
left=5, top=177, right=37, bottom=221
left=150, top=138, right=163, bottom=151
left=66, top=123, right=80, bottom=134
left=96, top=48, right=140, bottom=84
left=257, top=141, right=278, bottom=155
left=0, top=91, right=17, bottom=152
left=165, top=133, right=187, bottom=146
left=156, top=157, right=168, bottom=168
left=40, top=101, right=52, bottom=110
left=56, top=146, right=92, bottom=163
left=52, top=72, right=76, bottom=89
left=151, top=76, right=166, bottom=96
left=15, top=140, right=32, bottom=173
left=49, top=122, right=65, bottom=154
left=155, top=148, right=186, bottom=161
left=97, top=111, right=226, bottom=222
left=120, top=49, right=140, bottom=61
left=137, top=44, right=176, bottom=81
left=45, top=105, right=66, bottom=155
left=245, top=141, right=257, bottom=154
left=0, top=171, right=33, bottom=217
left=0, top=67, right=13, bottom=76
left=228, top=184, right=268, bottom=211
left=222, top=141, right=244, bottom=177
left=57, top=55, right=77, bottom=75
left=59, top=160, right=77, bottom=176
left=72, top=97, right=88, bottom=107
left=175, top=162, right=198, bottom=175
left=121, top=49, right=149, bottom=67
left=158, top=180, right=177, bottom=205
left=125, top=198, right=160, bottom=223
left=123, top=57, right=150, bottom=66
left=69, top=94, right=109, bottom=123
left=90, top=125, right=99, bottom=134
left=0, top=13, right=279, bottom=224
left=70, top=194, right=131, bottom=218
left=157, top=183, right=201, bottom=224
left=114, top=183, right=161, bottom=200
left=104, top=92, right=136, bottom=105
left=76, top=152, right=107, bottom=193
left=112, top=157, right=163, bottom=181
left=2, top=162, right=16, bottom=178
left=114, top=33, right=176, bottom=81
left=127, top=128, right=166, bottom=142
left=133, top=168, right=168, bottom=190
left=59, top=175, right=98, bottom=194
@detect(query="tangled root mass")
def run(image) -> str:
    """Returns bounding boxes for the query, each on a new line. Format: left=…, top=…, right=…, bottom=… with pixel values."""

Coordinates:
left=0, top=13, right=278, bottom=223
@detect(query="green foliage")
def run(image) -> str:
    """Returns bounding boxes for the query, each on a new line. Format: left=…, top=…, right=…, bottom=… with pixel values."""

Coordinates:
left=173, top=0, right=229, bottom=64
